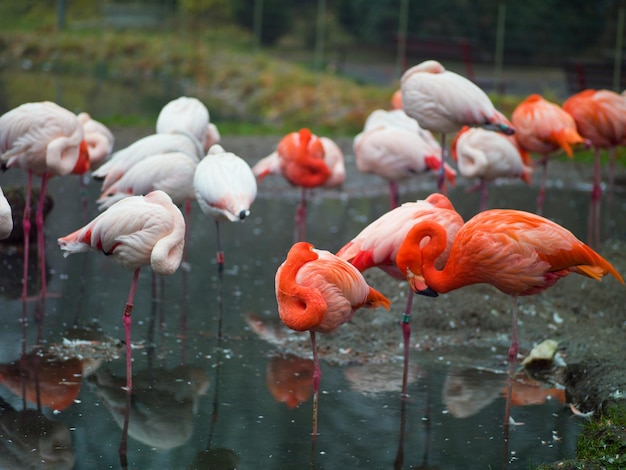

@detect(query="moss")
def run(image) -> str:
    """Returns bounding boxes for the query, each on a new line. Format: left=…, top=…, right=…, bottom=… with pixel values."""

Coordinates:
left=534, top=402, right=626, bottom=470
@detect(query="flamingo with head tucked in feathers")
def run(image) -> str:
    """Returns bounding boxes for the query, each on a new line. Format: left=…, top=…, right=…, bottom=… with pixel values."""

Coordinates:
left=275, top=241, right=391, bottom=436
left=450, top=125, right=532, bottom=211
left=512, top=94, right=586, bottom=215
left=354, top=109, right=456, bottom=208
left=562, top=89, right=626, bottom=246
left=0, top=101, right=90, bottom=305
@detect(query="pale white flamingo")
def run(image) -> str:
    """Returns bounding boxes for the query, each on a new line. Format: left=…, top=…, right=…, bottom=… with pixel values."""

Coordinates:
left=336, top=193, right=463, bottom=396
left=354, top=109, right=456, bottom=208
left=92, top=133, right=203, bottom=192
left=194, top=144, right=257, bottom=335
left=400, top=60, right=513, bottom=192
left=58, top=189, right=185, bottom=460
left=512, top=94, right=586, bottom=215
left=450, top=126, right=532, bottom=211
left=96, top=151, right=197, bottom=211
left=0, top=186, right=13, bottom=240
left=0, top=101, right=89, bottom=303
left=156, top=96, right=221, bottom=153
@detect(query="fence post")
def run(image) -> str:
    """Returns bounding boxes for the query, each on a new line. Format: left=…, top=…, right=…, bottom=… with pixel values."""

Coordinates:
left=613, top=7, right=624, bottom=92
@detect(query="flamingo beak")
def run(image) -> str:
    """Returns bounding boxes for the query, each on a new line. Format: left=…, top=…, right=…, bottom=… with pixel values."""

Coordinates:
left=407, top=271, right=437, bottom=297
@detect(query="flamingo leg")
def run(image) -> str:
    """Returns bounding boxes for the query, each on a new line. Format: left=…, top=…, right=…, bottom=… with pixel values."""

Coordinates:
left=503, top=295, right=519, bottom=436
left=215, top=220, right=225, bottom=340
left=389, top=181, right=399, bottom=209
left=36, top=172, right=49, bottom=305
left=400, top=288, right=415, bottom=398
left=437, top=133, right=447, bottom=194
left=536, top=158, right=548, bottom=216
left=294, top=188, right=308, bottom=242
left=119, top=267, right=141, bottom=467
left=479, top=179, right=489, bottom=212
left=310, top=330, right=320, bottom=437
left=21, top=171, right=33, bottom=303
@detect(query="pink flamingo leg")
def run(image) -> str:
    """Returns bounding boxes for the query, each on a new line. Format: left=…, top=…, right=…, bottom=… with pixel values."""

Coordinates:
left=36, top=173, right=49, bottom=306
left=310, top=330, right=320, bottom=437
left=479, top=179, right=489, bottom=212
left=400, top=289, right=415, bottom=398
left=21, top=171, right=33, bottom=303
left=503, top=295, right=519, bottom=436
left=437, top=133, right=447, bottom=194
left=294, top=188, right=308, bottom=242
left=119, top=267, right=140, bottom=467
left=389, top=181, right=399, bottom=210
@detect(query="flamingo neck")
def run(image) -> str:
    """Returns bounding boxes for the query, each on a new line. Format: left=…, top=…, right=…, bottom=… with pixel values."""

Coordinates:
left=399, top=221, right=455, bottom=293
left=276, top=242, right=327, bottom=331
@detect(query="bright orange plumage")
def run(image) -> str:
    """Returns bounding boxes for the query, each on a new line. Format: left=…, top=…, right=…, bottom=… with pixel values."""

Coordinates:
left=563, top=89, right=626, bottom=149
left=396, top=209, right=624, bottom=296
left=275, top=242, right=391, bottom=333
left=512, top=94, right=585, bottom=158
left=277, top=128, right=331, bottom=188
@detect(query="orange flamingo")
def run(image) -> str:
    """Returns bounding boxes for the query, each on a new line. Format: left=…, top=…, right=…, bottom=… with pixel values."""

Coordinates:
left=396, top=209, right=624, bottom=426
left=336, top=193, right=463, bottom=396
left=400, top=60, right=513, bottom=193
left=274, top=128, right=331, bottom=242
left=450, top=125, right=532, bottom=211
left=275, top=241, right=391, bottom=435
left=562, top=89, right=626, bottom=246
left=512, top=94, right=586, bottom=215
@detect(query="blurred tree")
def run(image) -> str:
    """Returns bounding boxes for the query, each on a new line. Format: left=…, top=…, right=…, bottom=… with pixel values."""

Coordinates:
left=179, top=0, right=231, bottom=20
left=230, top=0, right=294, bottom=45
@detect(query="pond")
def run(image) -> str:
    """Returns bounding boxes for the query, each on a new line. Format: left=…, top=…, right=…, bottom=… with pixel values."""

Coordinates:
left=1, top=79, right=625, bottom=469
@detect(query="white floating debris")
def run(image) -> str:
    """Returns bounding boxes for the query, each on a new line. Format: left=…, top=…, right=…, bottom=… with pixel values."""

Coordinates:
left=522, top=339, right=559, bottom=367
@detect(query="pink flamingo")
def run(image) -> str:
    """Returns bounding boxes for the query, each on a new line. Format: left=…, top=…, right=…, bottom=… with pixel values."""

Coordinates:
left=336, top=193, right=463, bottom=396
left=396, top=209, right=624, bottom=426
left=450, top=125, right=532, bottom=211
left=512, top=94, right=586, bottom=215
left=562, top=89, right=626, bottom=246
left=354, top=109, right=456, bottom=208
left=400, top=60, right=513, bottom=193
left=0, top=101, right=89, bottom=305
left=275, top=241, right=391, bottom=436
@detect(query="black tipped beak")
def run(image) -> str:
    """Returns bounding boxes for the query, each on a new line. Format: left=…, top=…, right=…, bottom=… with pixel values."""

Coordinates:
left=417, top=286, right=439, bottom=297
left=239, top=210, right=248, bottom=220
left=502, top=126, right=515, bottom=136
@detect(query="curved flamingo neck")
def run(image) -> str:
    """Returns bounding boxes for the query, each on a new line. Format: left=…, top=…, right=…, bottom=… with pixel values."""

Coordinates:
left=400, top=221, right=454, bottom=293
left=276, top=242, right=327, bottom=331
